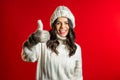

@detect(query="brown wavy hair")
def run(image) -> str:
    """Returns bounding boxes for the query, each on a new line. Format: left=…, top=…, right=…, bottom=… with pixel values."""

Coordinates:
left=47, top=18, right=77, bottom=57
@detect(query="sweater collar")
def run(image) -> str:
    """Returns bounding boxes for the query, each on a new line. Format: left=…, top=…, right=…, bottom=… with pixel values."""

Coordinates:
left=57, top=34, right=67, bottom=40
left=57, top=34, right=67, bottom=45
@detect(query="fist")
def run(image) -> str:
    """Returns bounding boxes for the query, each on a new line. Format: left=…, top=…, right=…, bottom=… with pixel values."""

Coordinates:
left=29, top=20, right=50, bottom=44
left=33, top=29, right=50, bottom=43
left=34, top=20, right=50, bottom=43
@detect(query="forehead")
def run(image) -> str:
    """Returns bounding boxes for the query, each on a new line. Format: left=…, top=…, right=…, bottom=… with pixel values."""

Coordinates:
left=57, top=17, right=68, bottom=22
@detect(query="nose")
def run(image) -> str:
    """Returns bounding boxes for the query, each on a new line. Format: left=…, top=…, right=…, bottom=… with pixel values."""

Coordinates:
left=60, top=23, right=65, bottom=28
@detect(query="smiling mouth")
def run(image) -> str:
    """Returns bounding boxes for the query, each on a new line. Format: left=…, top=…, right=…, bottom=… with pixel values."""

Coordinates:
left=59, top=29, right=67, bottom=34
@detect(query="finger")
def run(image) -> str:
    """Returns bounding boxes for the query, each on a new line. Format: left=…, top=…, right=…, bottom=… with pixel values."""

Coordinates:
left=37, top=20, right=43, bottom=31
left=29, top=35, right=35, bottom=44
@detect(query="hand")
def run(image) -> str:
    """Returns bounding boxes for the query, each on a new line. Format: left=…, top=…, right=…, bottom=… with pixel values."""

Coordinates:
left=32, top=20, right=50, bottom=43
left=24, top=20, right=50, bottom=47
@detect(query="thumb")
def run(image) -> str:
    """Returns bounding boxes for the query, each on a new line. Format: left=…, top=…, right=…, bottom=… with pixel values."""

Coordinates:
left=37, top=20, right=43, bottom=31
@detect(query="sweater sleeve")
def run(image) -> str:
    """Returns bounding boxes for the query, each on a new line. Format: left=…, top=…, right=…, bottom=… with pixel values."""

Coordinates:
left=21, top=43, right=41, bottom=62
left=71, top=44, right=83, bottom=80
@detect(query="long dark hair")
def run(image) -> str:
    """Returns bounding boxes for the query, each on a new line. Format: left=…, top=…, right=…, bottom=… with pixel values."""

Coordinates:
left=47, top=18, right=77, bottom=57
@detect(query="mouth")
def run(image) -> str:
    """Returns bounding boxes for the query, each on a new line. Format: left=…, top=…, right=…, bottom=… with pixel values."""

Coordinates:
left=59, top=29, right=66, bottom=34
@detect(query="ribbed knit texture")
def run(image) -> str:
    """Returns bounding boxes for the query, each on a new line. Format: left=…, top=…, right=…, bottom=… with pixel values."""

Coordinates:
left=22, top=38, right=83, bottom=80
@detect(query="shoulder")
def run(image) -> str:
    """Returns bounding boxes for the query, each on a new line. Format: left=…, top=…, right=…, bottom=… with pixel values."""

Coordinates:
left=75, top=43, right=82, bottom=56
left=75, top=43, right=81, bottom=51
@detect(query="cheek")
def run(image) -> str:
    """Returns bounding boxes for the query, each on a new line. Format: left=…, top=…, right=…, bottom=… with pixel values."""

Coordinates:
left=56, top=26, right=60, bottom=31
left=67, top=26, right=70, bottom=31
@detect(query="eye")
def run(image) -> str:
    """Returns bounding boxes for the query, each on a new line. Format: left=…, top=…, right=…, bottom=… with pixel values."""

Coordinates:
left=65, top=22, right=68, bottom=25
left=56, top=21, right=61, bottom=25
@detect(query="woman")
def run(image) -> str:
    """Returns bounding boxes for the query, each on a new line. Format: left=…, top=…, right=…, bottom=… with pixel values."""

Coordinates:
left=22, top=5, right=83, bottom=80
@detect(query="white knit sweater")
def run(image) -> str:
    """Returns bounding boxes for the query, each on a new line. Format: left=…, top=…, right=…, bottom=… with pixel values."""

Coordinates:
left=22, top=40, right=83, bottom=80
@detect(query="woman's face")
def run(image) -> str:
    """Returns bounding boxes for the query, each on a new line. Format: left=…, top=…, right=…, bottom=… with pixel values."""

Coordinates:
left=56, top=17, right=69, bottom=37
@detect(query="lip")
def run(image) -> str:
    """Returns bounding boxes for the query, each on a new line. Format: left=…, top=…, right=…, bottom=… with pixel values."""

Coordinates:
left=59, top=29, right=67, bottom=34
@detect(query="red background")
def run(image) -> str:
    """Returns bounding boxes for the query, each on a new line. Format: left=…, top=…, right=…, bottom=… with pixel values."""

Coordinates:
left=1, top=0, right=120, bottom=80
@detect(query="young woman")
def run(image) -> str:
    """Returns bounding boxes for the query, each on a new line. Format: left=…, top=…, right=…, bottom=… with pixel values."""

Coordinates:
left=22, top=5, right=83, bottom=80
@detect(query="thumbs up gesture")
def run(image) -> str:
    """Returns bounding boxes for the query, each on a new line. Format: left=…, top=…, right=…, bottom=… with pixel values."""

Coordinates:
left=34, top=20, right=50, bottom=43
left=36, top=20, right=50, bottom=43
left=27, top=20, right=50, bottom=46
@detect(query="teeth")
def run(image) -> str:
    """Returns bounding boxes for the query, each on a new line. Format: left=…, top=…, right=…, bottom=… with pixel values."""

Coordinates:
left=60, top=30, right=66, bottom=32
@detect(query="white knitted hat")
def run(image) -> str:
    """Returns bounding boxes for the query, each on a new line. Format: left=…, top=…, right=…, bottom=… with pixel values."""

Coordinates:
left=50, top=6, right=75, bottom=28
